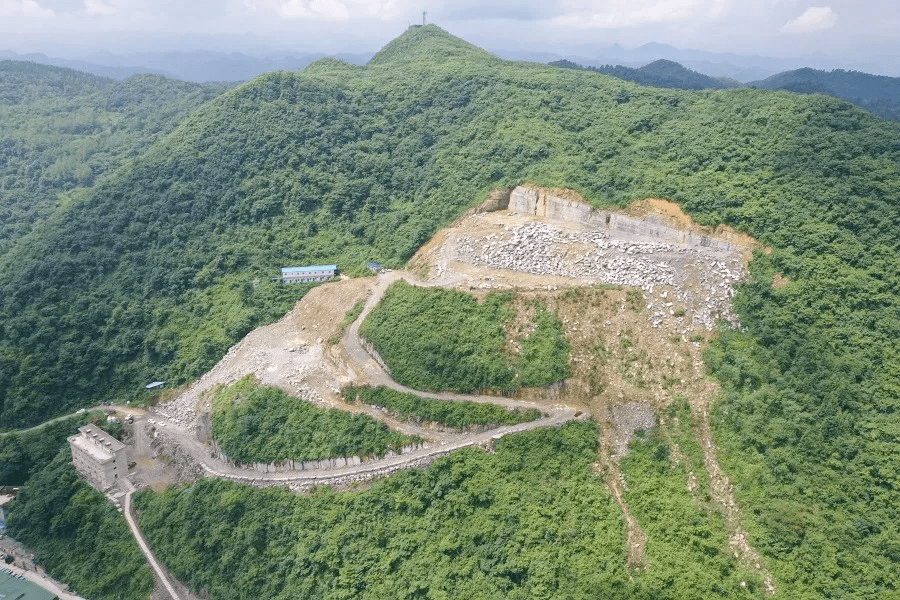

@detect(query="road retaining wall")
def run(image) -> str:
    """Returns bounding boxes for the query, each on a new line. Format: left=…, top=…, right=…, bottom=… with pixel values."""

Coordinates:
left=208, top=439, right=426, bottom=474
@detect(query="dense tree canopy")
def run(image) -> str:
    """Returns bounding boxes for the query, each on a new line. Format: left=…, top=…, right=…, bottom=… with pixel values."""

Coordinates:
left=0, top=61, right=231, bottom=255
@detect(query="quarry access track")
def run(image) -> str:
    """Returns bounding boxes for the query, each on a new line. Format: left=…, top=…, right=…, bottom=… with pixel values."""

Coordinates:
left=147, top=268, right=586, bottom=493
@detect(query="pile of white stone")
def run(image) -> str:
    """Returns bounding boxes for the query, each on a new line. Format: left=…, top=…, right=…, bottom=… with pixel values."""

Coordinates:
left=456, top=222, right=746, bottom=331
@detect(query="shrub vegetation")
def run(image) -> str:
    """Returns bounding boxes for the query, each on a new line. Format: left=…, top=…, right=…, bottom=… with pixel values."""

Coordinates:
left=345, top=385, right=542, bottom=429
left=211, top=375, right=419, bottom=463
left=360, top=282, right=569, bottom=392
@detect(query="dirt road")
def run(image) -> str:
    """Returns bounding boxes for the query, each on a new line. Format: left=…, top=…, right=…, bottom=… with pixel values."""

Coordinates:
left=145, top=268, right=586, bottom=490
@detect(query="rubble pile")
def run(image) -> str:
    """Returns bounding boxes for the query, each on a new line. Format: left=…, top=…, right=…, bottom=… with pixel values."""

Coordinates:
left=156, top=340, right=332, bottom=430
left=456, top=222, right=746, bottom=331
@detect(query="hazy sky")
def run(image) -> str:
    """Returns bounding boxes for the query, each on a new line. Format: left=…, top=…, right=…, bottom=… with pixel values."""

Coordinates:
left=2, top=0, right=898, bottom=72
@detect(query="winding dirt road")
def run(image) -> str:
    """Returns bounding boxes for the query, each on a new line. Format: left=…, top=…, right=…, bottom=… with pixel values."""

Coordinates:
left=146, top=270, right=587, bottom=491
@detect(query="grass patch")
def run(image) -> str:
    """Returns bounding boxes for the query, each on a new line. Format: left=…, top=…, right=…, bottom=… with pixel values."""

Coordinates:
left=517, top=301, right=570, bottom=387
left=328, top=299, right=366, bottom=345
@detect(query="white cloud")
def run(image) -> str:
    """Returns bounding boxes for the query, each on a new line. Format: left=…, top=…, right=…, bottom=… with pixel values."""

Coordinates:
left=551, top=0, right=730, bottom=30
left=84, top=0, right=115, bottom=15
left=781, top=6, right=836, bottom=33
left=0, top=0, right=55, bottom=17
left=277, top=0, right=399, bottom=20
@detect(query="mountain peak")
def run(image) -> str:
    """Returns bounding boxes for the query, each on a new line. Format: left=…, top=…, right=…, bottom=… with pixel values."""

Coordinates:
left=368, top=25, right=494, bottom=67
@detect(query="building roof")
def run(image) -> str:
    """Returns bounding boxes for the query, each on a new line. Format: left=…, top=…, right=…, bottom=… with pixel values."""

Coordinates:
left=68, top=424, right=125, bottom=463
left=281, top=265, right=337, bottom=274
left=0, top=568, right=59, bottom=600
left=145, top=381, right=165, bottom=389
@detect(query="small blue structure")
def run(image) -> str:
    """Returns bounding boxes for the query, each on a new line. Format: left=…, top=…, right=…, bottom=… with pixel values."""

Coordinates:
left=366, top=261, right=383, bottom=273
left=281, top=265, right=337, bottom=284
left=145, top=381, right=165, bottom=391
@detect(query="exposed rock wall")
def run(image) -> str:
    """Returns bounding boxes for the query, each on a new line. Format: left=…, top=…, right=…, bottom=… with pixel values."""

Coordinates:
left=509, top=186, right=595, bottom=225
left=507, top=186, right=736, bottom=253
left=459, top=186, right=755, bottom=332
left=476, top=188, right=512, bottom=213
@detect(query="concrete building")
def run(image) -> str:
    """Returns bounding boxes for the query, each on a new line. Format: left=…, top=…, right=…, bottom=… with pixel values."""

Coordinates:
left=67, top=424, right=127, bottom=492
left=281, top=265, right=337, bottom=284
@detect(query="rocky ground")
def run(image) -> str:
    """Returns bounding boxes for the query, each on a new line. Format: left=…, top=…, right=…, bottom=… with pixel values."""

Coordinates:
left=438, top=214, right=747, bottom=332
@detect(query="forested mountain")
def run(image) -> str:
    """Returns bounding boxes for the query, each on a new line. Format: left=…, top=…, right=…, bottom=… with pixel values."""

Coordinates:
left=1, top=25, right=899, bottom=597
left=0, top=61, right=232, bottom=254
left=550, top=58, right=741, bottom=90
left=750, top=67, right=900, bottom=120
left=553, top=59, right=900, bottom=121
left=1, top=49, right=375, bottom=83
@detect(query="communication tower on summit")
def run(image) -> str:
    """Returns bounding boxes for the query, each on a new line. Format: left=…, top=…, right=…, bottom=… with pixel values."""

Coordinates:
left=423, top=11, right=427, bottom=25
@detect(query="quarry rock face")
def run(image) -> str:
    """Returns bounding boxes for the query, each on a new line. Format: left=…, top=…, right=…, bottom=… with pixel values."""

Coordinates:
left=508, top=186, right=738, bottom=252
left=456, top=186, right=753, bottom=332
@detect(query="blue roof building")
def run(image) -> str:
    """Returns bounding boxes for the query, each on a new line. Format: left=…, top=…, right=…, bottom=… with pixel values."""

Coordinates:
left=281, top=265, right=337, bottom=284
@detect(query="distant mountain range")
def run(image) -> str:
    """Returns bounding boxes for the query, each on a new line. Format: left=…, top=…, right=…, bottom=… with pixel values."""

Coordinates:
left=550, top=59, right=741, bottom=91
left=552, top=58, right=900, bottom=121
left=0, top=49, right=373, bottom=83
left=3, top=43, right=899, bottom=120
left=750, top=68, right=900, bottom=121
left=495, top=41, right=900, bottom=81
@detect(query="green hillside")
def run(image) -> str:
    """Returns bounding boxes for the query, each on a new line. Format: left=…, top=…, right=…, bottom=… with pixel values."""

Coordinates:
left=134, top=422, right=760, bottom=599
left=0, top=61, right=231, bottom=255
left=1, top=25, right=899, bottom=597
left=750, top=67, right=900, bottom=120
left=551, top=57, right=741, bottom=90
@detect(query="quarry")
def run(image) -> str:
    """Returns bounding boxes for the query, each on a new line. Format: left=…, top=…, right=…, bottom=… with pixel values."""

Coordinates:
left=88, top=185, right=773, bottom=596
